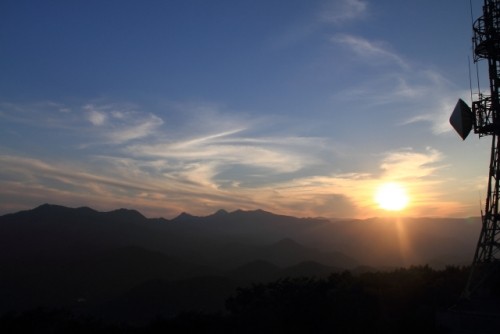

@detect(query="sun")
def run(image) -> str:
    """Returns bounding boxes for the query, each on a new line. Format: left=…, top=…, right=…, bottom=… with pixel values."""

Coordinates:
left=375, top=182, right=409, bottom=211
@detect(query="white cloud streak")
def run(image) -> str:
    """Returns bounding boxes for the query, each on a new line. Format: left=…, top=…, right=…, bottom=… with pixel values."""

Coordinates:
left=248, top=146, right=449, bottom=218
left=86, top=108, right=107, bottom=126
left=82, top=103, right=164, bottom=144
left=320, top=0, right=368, bottom=24
left=0, top=99, right=340, bottom=216
left=109, top=113, right=164, bottom=143
left=0, top=138, right=465, bottom=219
left=379, top=147, right=444, bottom=180
left=0, top=96, right=468, bottom=218
left=332, top=34, right=409, bottom=69
left=329, top=33, right=465, bottom=135
left=0, top=2, right=482, bottom=219
left=0, top=101, right=79, bottom=129
left=126, top=129, right=329, bottom=178
left=403, top=92, right=466, bottom=135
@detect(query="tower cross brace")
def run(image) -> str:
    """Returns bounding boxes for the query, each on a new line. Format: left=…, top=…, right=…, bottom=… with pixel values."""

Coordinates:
left=462, top=0, right=500, bottom=298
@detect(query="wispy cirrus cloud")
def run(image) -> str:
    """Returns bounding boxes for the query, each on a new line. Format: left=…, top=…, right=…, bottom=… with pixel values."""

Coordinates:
left=320, top=0, right=368, bottom=24
left=379, top=147, right=444, bottom=180
left=83, top=103, right=164, bottom=144
left=0, top=101, right=164, bottom=143
left=0, top=98, right=338, bottom=215
left=402, top=92, right=467, bottom=135
left=0, top=101, right=78, bottom=129
left=329, top=33, right=464, bottom=135
left=0, top=97, right=469, bottom=218
left=332, top=34, right=409, bottom=69
left=126, top=131, right=322, bottom=175
left=264, top=146, right=451, bottom=218
left=0, top=144, right=449, bottom=219
left=0, top=129, right=468, bottom=219
left=234, top=145, right=449, bottom=218
left=268, top=0, right=369, bottom=50
left=108, top=113, right=163, bottom=143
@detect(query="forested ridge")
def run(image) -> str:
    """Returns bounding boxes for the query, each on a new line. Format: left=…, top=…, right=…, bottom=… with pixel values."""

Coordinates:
left=1, top=265, right=469, bottom=333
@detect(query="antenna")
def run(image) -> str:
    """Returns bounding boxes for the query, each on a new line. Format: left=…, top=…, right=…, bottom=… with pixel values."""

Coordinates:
left=448, top=0, right=500, bottom=328
left=468, top=56, right=474, bottom=104
left=469, top=0, right=475, bottom=27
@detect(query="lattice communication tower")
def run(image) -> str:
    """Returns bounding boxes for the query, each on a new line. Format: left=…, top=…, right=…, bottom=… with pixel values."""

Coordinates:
left=450, top=0, right=500, bottom=299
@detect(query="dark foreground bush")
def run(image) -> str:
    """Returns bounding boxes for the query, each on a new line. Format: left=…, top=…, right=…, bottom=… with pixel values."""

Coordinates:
left=0, top=266, right=469, bottom=333
left=223, top=266, right=468, bottom=333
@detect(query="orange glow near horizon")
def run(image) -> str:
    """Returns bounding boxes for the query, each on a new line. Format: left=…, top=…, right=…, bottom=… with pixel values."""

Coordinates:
left=375, top=182, right=410, bottom=212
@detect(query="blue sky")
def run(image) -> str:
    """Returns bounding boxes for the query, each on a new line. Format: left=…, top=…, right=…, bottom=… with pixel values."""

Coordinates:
left=0, top=0, right=489, bottom=218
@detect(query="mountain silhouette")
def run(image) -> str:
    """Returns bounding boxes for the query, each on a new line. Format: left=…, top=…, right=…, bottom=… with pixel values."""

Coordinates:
left=0, top=204, right=480, bottom=268
left=0, top=204, right=482, bottom=323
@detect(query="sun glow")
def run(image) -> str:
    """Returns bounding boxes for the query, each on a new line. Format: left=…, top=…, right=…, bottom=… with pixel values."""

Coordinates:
left=375, top=182, right=409, bottom=211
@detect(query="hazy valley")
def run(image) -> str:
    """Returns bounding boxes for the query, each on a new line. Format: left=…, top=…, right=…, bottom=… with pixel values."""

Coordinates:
left=0, top=204, right=480, bottom=325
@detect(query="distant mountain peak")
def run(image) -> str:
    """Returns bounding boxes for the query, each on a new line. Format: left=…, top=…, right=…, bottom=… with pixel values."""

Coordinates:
left=213, top=209, right=229, bottom=216
left=173, top=212, right=197, bottom=222
left=106, top=208, right=146, bottom=222
left=32, top=203, right=99, bottom=213
left=30, top=203, right=98, bottom=217
left=231, top=208, right=270, bottom=214
left=34, top=203, right=65, bottom=211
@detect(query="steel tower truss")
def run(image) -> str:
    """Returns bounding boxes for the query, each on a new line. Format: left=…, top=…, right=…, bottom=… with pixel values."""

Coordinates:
left=466, top=0, right=500, bottom=298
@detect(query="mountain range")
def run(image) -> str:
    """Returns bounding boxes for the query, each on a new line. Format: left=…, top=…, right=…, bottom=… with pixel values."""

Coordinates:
left=0, top=204, right=481, bottom=323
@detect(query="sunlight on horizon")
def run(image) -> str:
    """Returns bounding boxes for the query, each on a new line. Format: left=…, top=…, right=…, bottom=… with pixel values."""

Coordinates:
left=375, top=182, right=410, bottom=212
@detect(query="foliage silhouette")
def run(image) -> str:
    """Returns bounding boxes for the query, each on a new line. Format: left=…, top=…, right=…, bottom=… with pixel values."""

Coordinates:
left=222, top=266, right=468, bottom=333
left=0, top=266, right=469, bottom=333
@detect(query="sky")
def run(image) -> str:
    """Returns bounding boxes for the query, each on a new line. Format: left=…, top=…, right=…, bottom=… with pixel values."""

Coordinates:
left=0, top=0, right=490, bottom=219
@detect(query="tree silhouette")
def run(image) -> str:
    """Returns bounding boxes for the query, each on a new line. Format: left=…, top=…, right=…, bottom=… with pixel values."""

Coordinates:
left=0, top=266, right=469, bottom=333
